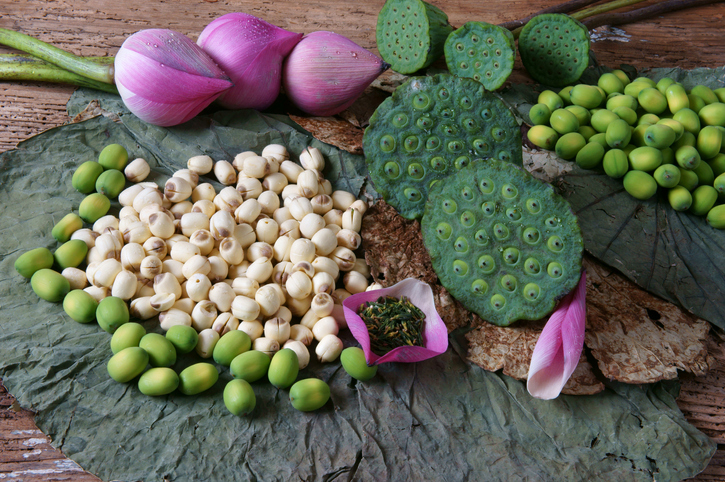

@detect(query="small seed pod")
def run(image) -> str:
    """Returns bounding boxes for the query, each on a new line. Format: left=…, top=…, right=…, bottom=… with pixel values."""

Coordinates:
left=71, top=228, right=99, bottom=249
left=315, top=333, right=343, bottom=362
left=262, top=172, right=288, bottom=194
left=283, top=340, right=310, bottom=370
left=92, top=215, right=119, bottom=234
left=93, top=258, right=123, bottom=288
left=255, top=218, right=279, bottom=245
left=231, top=277, right=259, bottom=298
left=172, top=297, right=196, bottom=315
left=246, top=256, right=273, bottom=283
left=311, top=228, right=338, bottom=256
left=233, top=151, right=257, bottom=172
left=208, top=282, right=235, bottom=312
left=187, top=155, right=214, bottom=175
left=286, top=271, right=312, bottom=300
left=342, top=207, right=363, bottom=233
left=299, top=146, right=325, bottom=171
left=164, top=177, right=193, bottom=203
left=138, top=255, right=163, bottom=280
left=134, top=276, right=156, bottom=298
left=310, top=292, right=334, bottom=317
left=312, top=271, right=335, bottom=295
left=288, top=197, right=314, bottom=221
left=311, top=256, right=340, bottom=281
left=207, top=255, right=229, bottom=283
left=96, top=232, right=123, bottom=260
left=255, top=284, right=282, bottom=317
left=196, top=328, right=220, bottom=358
left=130, top=296, right=157, bottom=321
left=238, top=319, right=264, bottom=341
left=279, top=160, right=304, bottom=183
left=192, top=183, right=217, bottom=203
left=296, top=170, right=319, bottom=198
left=191, top=300, right=218, bottom=332
left=154, top=272, right=182, bottom=299
left=300, top=309, right=321, bottom=330
left=285, top=293, right=312, bottom=317
left=173, top=169, right=199, bottom=189
left=231, top=295, right=261, bottom=321
left=289, top=238, right=315, bottom=264
left=170, top=241, right=201, bottom=264
left=180, top=212, right=210, bottom=237
left=62, top=267, right=87, bottom=290
left=84, top=285, right=110, bottom=302
left=150, top=292, right=177, bottom=312
left=188, top=229, right=214, bottom=256
left=234, top=198, right=262, bottom=225
left=330, top=246, right=356, bottom=272
left=186, top=273, right=212, bottom=302
left=132, top=187, right=163, bottom=213
left=161, top=258, right=185, bottom=284
left=118, top=184, right=145, bottom=207
left=323, top=209, right=343, bottom=227
left=142, top=236, right=168, bottom=259
left=213, top=186, right=244, bottom=212
left=192, top=199, right=216, bottom=218
left=242, top=155, right=273, bottom=179
left=246, top=242, right=273, bottom=262
left=289, top=324, right=314, bottom=346
left=262, top=144, right=288, bottom=163
left=214, top=160, right=237, bottom=185
left=336, top=229, right=361, bottom=251
left=264, top=317, right=290, bottom=343
left=212, top=312, right=239, bottom=335
left=344, top=271, right=369, bottom=294
left=236, top=177, right=263, bottom=200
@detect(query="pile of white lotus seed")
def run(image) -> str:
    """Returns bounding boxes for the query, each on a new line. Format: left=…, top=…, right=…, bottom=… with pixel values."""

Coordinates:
left=67, top=144, right=380, bottom=369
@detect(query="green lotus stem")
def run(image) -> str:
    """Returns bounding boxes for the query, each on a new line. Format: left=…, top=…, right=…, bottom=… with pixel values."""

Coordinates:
left=0, top=28, right=114, bottom=83
left=0, top=55, right=118, bottom=94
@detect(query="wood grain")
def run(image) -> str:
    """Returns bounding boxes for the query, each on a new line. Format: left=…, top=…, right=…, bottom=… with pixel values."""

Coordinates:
left=1, top=1, right=724, bottom=480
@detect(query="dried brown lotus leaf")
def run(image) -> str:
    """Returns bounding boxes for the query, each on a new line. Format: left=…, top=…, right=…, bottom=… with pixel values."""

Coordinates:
left=289, top=115, right=363, bottom=155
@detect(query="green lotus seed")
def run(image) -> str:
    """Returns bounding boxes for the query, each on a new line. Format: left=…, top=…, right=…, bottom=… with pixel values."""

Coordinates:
left=449, top=140, right=465, bottom=153
left=430, top=156, right=447, bottom=170
left=498, top=150, right=512, bottom=163
left=416, top=116, right=433, bottom=129
left=438, top=87, right=450, bottom=100
left=461, top=186, right=475, bottom=201
left=502, top=247, right=520, bottom=264
left=413, top=93, right=431, bottom=109
left=491, top=294, right=506, bottom=310
left=474, top=229, right=490, bottom=245
left=404, top=188, right=422, bottom=202
left=453, top=260, right=469, bottom=276
left=524, top=257, right=541, bottom=275
left=442, top=198, right=457, bottom=213
left=392, top=112, right=409, bottom=127
left=426, top=136, right=441, bottom=150
left=481, top=108, right=493, bottom=120
left=491, top=127, right=506, bottom=142
left=501, top=274, right=517, bottom=291
left=482, top=202, right=496, bottom=216
left=473, top=139, right=491, bottom=153
left=501, top=183, right=518, bottom=199
left=436, top=222, right=453, bottom=240
left=478, top=255, right=496, bottom=273
left=404, top=136, right=421, bottom=152
left=526, top=199, right=541, bottom=214
left=493, top=223, right=509, bottom=240
left=471, top=279, right=488, bottom=294
left=461, top=210, right=476, bottom=227
left=408, top=162, right=425, bottom=179
left=459, top=96, right=473, bottom=109
left=506, top=207, right=521, bottom=221
left=523, top=227, right=541, bottom=244
left=548, top=262, right=564, bottom=278
left=454, top=156, right=470, bottom=169
left=462, top=117, right=478, bottom=132
left=524, top=283, right=541, bottom=301
left=384, top=162, right=401, bottom=178
left=545, top=217, right=559, bottom=228
left=454, top=237, right=469, bottom=253
left=547, top=236, right=564, bottom=252
left=480, top=178, right=495, bottom=194
left=380, top=135, right=396, bottom=152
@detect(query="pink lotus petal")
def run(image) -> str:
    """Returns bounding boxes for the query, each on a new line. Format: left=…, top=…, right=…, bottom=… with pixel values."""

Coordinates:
left=197, top=13, right=303, bottom=110
left=343, top=278, right=448, bottom=365
left=114, top=29, right=232, bottom=126
left=527, top=271, right=587, bottom=400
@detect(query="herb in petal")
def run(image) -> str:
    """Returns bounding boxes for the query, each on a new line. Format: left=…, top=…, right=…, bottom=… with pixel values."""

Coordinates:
left=358, top=295, right=426, bottom=356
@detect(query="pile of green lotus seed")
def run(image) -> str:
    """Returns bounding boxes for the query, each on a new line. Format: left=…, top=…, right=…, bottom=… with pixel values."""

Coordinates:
left=14, top=142, right=384, bottom=415
left=526, top=72, right=725, bottom=227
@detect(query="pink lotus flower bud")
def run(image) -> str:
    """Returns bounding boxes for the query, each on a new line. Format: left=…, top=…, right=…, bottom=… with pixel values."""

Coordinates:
left=527, top=271, right=587, bottom=400
left=114, top=29, right=233, bottom=126
left=197, top=13, right=303, bottom=111
left=282, top=31, right=390, bottom=116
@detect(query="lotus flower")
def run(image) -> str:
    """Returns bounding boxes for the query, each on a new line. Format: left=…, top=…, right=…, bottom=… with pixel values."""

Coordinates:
left=527, top=271, right=587, bottom=400
left=197, top=13, right=303, bottom=110
left=114, top=29, right=233, bottom=126
left=343, top=278, right=448, bottom=365
left=282, top=31, right=390, bottom=116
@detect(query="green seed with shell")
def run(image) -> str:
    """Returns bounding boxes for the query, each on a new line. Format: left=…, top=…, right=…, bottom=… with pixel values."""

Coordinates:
left=421, top=158, right=583, bottom=326
left=364, top=73, right=522, bottom=219
left=444, top=21, right=515, bottom=91
left=518, top=14, right=590, bottom=87
left=376, top=0, right=453, bottom=74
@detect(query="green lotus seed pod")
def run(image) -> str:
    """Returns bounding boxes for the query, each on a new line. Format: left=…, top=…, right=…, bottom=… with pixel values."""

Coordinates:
left=605, top=118, right=632, bottom=149
left=668, top=185, right=693, bottom=211
left=230, top=350, right=271, bottom=383
left=527, top=125, right=558, bottom=150
left=628, top=146, right=662, bottom=172
left=96, top=296, right=129, bottom=334
left=107, top=347, right=148, bottom=383
left=653, top=164, right=681, bottom=188
left=689, top=185, right=718, bottom=216
left=165, top=325, right=198, bottom=354
left=111, top=322, right=146, bottom=354
left=178, top=363, right=219, bottom=395
left=676, top=145, right=702, bottom=170
left=590, top=109, right=620, bottom=133
left=31, top=268, right=70, bottom=302
left=623, top=170, right=657, bottom=200
left=538, top=90, right=564, bottom=112
left=697, top=125, right=723, bottom=160
left=606, top=93, right=638, bottom=111
left=53, top=239, right=88, bottom=270
left=691, top=85, right=719, bottom=105
left=268, top=348, right=300, bottom=389
left=518, top=14, right=590, bottom=87
left=555, top=132, right=586, bottom=160
left=289, top=378, right=331, bottom=412
left=602, top=149, right=629, bottom=179
left=95, top=169, right=126, bottom=199
left=72, top=161, right=104, bottom=194
left=672, top=108, right=700, bottom=135
left=138, top=367, right=179, bottom=397
left=693, top=161, right=715, bottom=186
left=224, top=379, right=256, bottom=416
left=570, top=84, right=604, bottom=110
left=665, top=83, right=690, bottom=115
left=677, top=168, right=699, bottom=191
left=598, top=72, right=625, bottom=96
left=52, top=213, right=83, bottom=243
left=213, top=330, right=252, bottom=367
left=689, top=94, right=706, bottom=113
left=340, top=347, right=378, bottom=381
left=575, top=142, right=605, bottom=170
left=706, top=204, right=725, bottom=229
left=15, top=247, right=54, bottom=278
left=656, top=77, right=675, bottom=95
left=376, top=0, right=454, bottom=74
left=624, top=81, right=652, bottom=99
left=444, top=21, right=515, bottom=90
left=139, top=333, right=177, bottom=367
left=79, top=193, right=110, bottom=224
left=528, top=103, right=551, bottom=125
left=612, top=106, right=637, bottom=126
left=63, top=289, right=98, bottom=324
left=709, top=154, right=725, bottom=177
left=549, top=108, right=579, bottom=135
left=98, top=144, right=129, bottom=170
left=564, top=105, right=591, bottom=127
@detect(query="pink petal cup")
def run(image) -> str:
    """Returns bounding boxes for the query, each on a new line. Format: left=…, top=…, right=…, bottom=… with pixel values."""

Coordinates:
left=343, top=278, right=449, bottom=365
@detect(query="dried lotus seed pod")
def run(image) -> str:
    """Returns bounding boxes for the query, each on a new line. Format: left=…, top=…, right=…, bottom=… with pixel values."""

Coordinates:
left=421, top=158, right=583, bottom=326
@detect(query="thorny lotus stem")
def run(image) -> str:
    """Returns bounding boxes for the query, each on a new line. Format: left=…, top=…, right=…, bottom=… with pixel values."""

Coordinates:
left=0, top=54, right=118, bottom=94
left=0, top=28, right=114, bottom=84
left=498, top=0, right=600, bottom=31
left=582, top=0, right=725, bottom=29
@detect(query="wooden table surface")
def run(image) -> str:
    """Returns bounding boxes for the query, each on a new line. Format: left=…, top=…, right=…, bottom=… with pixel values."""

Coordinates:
left=1, top=1, right=724, bottom=480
